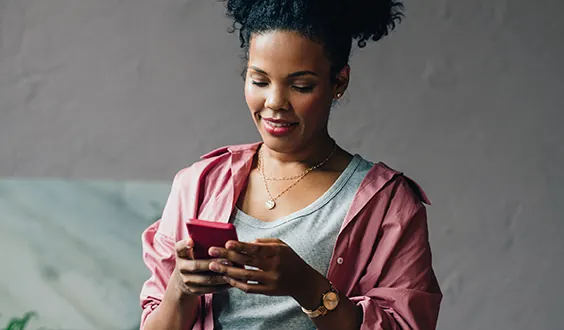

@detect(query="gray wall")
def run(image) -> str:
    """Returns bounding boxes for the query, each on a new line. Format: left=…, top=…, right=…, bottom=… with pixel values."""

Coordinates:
left=1, top=0, right=563, bottom=329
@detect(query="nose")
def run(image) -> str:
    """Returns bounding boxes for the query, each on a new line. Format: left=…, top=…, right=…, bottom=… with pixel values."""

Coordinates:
left=264, top=87, right=289, bottom=111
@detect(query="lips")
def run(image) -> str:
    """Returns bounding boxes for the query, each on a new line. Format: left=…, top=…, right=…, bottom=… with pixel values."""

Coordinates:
left=262, top=117, right=298, bottom=126
left=265, top=121, right=295, bottom=128
left=261, top=117, right=298, bottom=136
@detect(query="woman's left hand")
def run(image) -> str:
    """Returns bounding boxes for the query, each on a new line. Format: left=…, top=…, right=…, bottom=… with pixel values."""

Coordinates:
left=207, top=238, right=327, bottom=306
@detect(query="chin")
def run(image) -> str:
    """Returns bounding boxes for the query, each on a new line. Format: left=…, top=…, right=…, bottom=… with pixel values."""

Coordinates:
left=255, top=119, right=309, bottom=152
left=261, top=135, right=307, bottom=155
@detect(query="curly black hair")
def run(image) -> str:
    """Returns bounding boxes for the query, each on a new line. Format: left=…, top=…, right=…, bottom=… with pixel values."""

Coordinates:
left=224, top=0, right=404, bottom=77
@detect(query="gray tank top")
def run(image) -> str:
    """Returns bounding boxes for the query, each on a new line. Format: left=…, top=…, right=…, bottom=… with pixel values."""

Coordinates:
left=213, top=154, right=373, bottom=330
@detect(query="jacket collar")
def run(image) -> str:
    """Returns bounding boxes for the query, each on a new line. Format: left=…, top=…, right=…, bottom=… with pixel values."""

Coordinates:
left=211, top=142, right=429, bottom=225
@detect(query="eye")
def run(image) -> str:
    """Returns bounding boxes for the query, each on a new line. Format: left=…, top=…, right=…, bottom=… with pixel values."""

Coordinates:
left=252, top=81, right=268, bottom=87
left=293, top=85, right=314, bottom=93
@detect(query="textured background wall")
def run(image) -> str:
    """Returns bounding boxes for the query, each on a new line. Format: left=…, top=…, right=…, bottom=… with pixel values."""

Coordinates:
left=0, top=0, right=563, bottom=329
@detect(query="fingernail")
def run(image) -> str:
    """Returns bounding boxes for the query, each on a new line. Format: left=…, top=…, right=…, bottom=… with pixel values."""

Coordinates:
left=208, top=248, right=219, bottom=257
left=209, top=262, right=220, bottom=272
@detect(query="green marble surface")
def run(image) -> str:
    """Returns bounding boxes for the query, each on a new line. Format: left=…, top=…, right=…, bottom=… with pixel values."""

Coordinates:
left=0, top=179, right=171, bottom=330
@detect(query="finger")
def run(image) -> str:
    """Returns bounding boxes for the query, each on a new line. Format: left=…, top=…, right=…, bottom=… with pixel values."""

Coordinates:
left=209, top=247, right=256, bottom=267
left=178, top=256, right=232, bottom=273
left=216, top=258, right=234, bottom=267
left=182, top=273, right=229, bottom=286
left=175, top=238, right=194, bottom=259
left=209, top=262, right=273, bottom=284
left=185, top=238, right=195, bottom=259
left=185, top=283, right=232, bottom=295
left=231, top=241, right=281, bottom=259
left=222, top=276, right=271, bottom=294
left=177, top=258, right=215, bottom=274
left=225, top=241, right=262, bottom=255
left=254, top=238, right=284, bottom=245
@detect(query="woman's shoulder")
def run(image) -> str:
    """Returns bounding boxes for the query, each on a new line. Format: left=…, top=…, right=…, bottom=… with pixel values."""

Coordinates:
left=362, top=160, right=431, bottom=206
left=198, top=142, right=261, bottom=160
left=171, top=142, right=260, bottom=186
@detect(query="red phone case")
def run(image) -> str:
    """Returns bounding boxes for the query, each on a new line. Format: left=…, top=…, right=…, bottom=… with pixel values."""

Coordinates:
left=186, top=219, right=239, bottom=260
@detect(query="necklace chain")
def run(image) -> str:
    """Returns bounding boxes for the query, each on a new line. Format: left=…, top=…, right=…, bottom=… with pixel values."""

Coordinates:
left=259, top=143, right=337, bottom=180
left=258, top=142, right=337, bottom=210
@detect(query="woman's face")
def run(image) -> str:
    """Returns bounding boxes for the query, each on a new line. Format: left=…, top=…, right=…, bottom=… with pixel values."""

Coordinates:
left=244, top=30, right=348, bottom=153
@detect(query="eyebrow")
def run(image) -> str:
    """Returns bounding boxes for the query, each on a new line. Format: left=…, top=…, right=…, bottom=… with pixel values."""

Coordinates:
left=249, top=66, right=318, bottom=78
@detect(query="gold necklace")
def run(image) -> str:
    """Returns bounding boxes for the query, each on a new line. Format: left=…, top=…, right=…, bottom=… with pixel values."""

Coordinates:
left=259, top=143, right=338, bottom=180
left=258, top=143, right=337, bottom=210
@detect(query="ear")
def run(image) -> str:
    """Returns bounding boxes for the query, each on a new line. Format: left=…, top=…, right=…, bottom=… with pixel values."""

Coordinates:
left=333, top=64, right=350, bottom=99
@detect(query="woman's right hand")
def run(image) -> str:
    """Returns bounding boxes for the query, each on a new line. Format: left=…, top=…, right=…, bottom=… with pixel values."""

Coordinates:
left=171, top=238, right=232, bottom=297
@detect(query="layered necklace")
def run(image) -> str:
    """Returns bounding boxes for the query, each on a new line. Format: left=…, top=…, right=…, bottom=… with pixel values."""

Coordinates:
left=257, top=142, right=337, bottom=210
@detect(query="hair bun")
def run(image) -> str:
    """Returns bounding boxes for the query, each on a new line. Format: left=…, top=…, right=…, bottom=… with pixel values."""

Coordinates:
left=344, top=0, right=404, bottom=47
left=225, top=0, right=261, bottom=27
left=225, top=0, right=403, bottom=47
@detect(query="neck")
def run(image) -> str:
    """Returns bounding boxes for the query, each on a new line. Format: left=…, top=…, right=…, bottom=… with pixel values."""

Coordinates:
left=260, top=134, right=337, bottom=172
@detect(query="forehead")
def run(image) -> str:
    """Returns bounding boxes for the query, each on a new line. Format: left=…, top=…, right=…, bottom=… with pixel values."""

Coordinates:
left=248, top=30, right=331, bottom=75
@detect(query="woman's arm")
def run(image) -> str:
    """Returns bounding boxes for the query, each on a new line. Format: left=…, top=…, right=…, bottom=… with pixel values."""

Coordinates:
left=140, top=224, right=200, bottom=330
left=209, top=238, right=364, bottom=329
left=139, top=169, right=207, bottom=330
left=143, top=274, right=200, bottom=330
left=218, top=204, right=439, bottom=330
left=296, top=205, right=441, bottom=330
left=140, top=229, right=232, bottom=330
left=293, top=270, right=364, bottom=330
left=350, top=206, right=441, bottom=329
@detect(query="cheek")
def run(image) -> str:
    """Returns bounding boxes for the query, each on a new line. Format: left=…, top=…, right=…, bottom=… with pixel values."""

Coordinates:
left=244, top=84, right=264, bottom=113
left=292, top=93, right=331, bottom=118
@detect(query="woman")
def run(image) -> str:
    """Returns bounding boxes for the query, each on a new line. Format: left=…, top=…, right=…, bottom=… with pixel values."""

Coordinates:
left=140, top=0, right=442, bottom=329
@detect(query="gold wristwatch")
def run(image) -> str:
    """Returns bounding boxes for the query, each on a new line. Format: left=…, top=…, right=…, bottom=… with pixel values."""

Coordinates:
left=301, top=283, right=340, bottom=318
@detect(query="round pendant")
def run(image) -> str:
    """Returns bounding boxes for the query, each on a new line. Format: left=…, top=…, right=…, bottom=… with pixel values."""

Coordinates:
left=265, top=199, right=276, bottom=210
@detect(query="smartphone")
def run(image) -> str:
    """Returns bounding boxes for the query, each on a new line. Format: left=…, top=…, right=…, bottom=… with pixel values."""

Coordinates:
left=186, top=219, right=239, bottom=260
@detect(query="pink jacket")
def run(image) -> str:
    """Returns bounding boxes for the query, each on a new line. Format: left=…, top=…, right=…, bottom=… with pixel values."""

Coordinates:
left=140, top=142, right=442, bottom=330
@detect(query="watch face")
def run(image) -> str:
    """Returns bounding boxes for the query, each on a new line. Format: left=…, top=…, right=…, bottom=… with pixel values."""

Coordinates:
left=323, top=292, right=339, bottom=311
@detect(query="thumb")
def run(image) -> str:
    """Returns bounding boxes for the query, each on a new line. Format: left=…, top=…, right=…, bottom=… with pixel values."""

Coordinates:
left=254, top=238, right=284, bottom=245
left=175, top=238, right=195, bottom=259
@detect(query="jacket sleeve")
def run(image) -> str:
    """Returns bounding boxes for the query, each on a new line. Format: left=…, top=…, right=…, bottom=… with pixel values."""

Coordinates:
left=350, top=205, right=442, bottom=330
left=139, top=224, right=177, bottom=328
left=139, top=170, right=192, bottom=329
